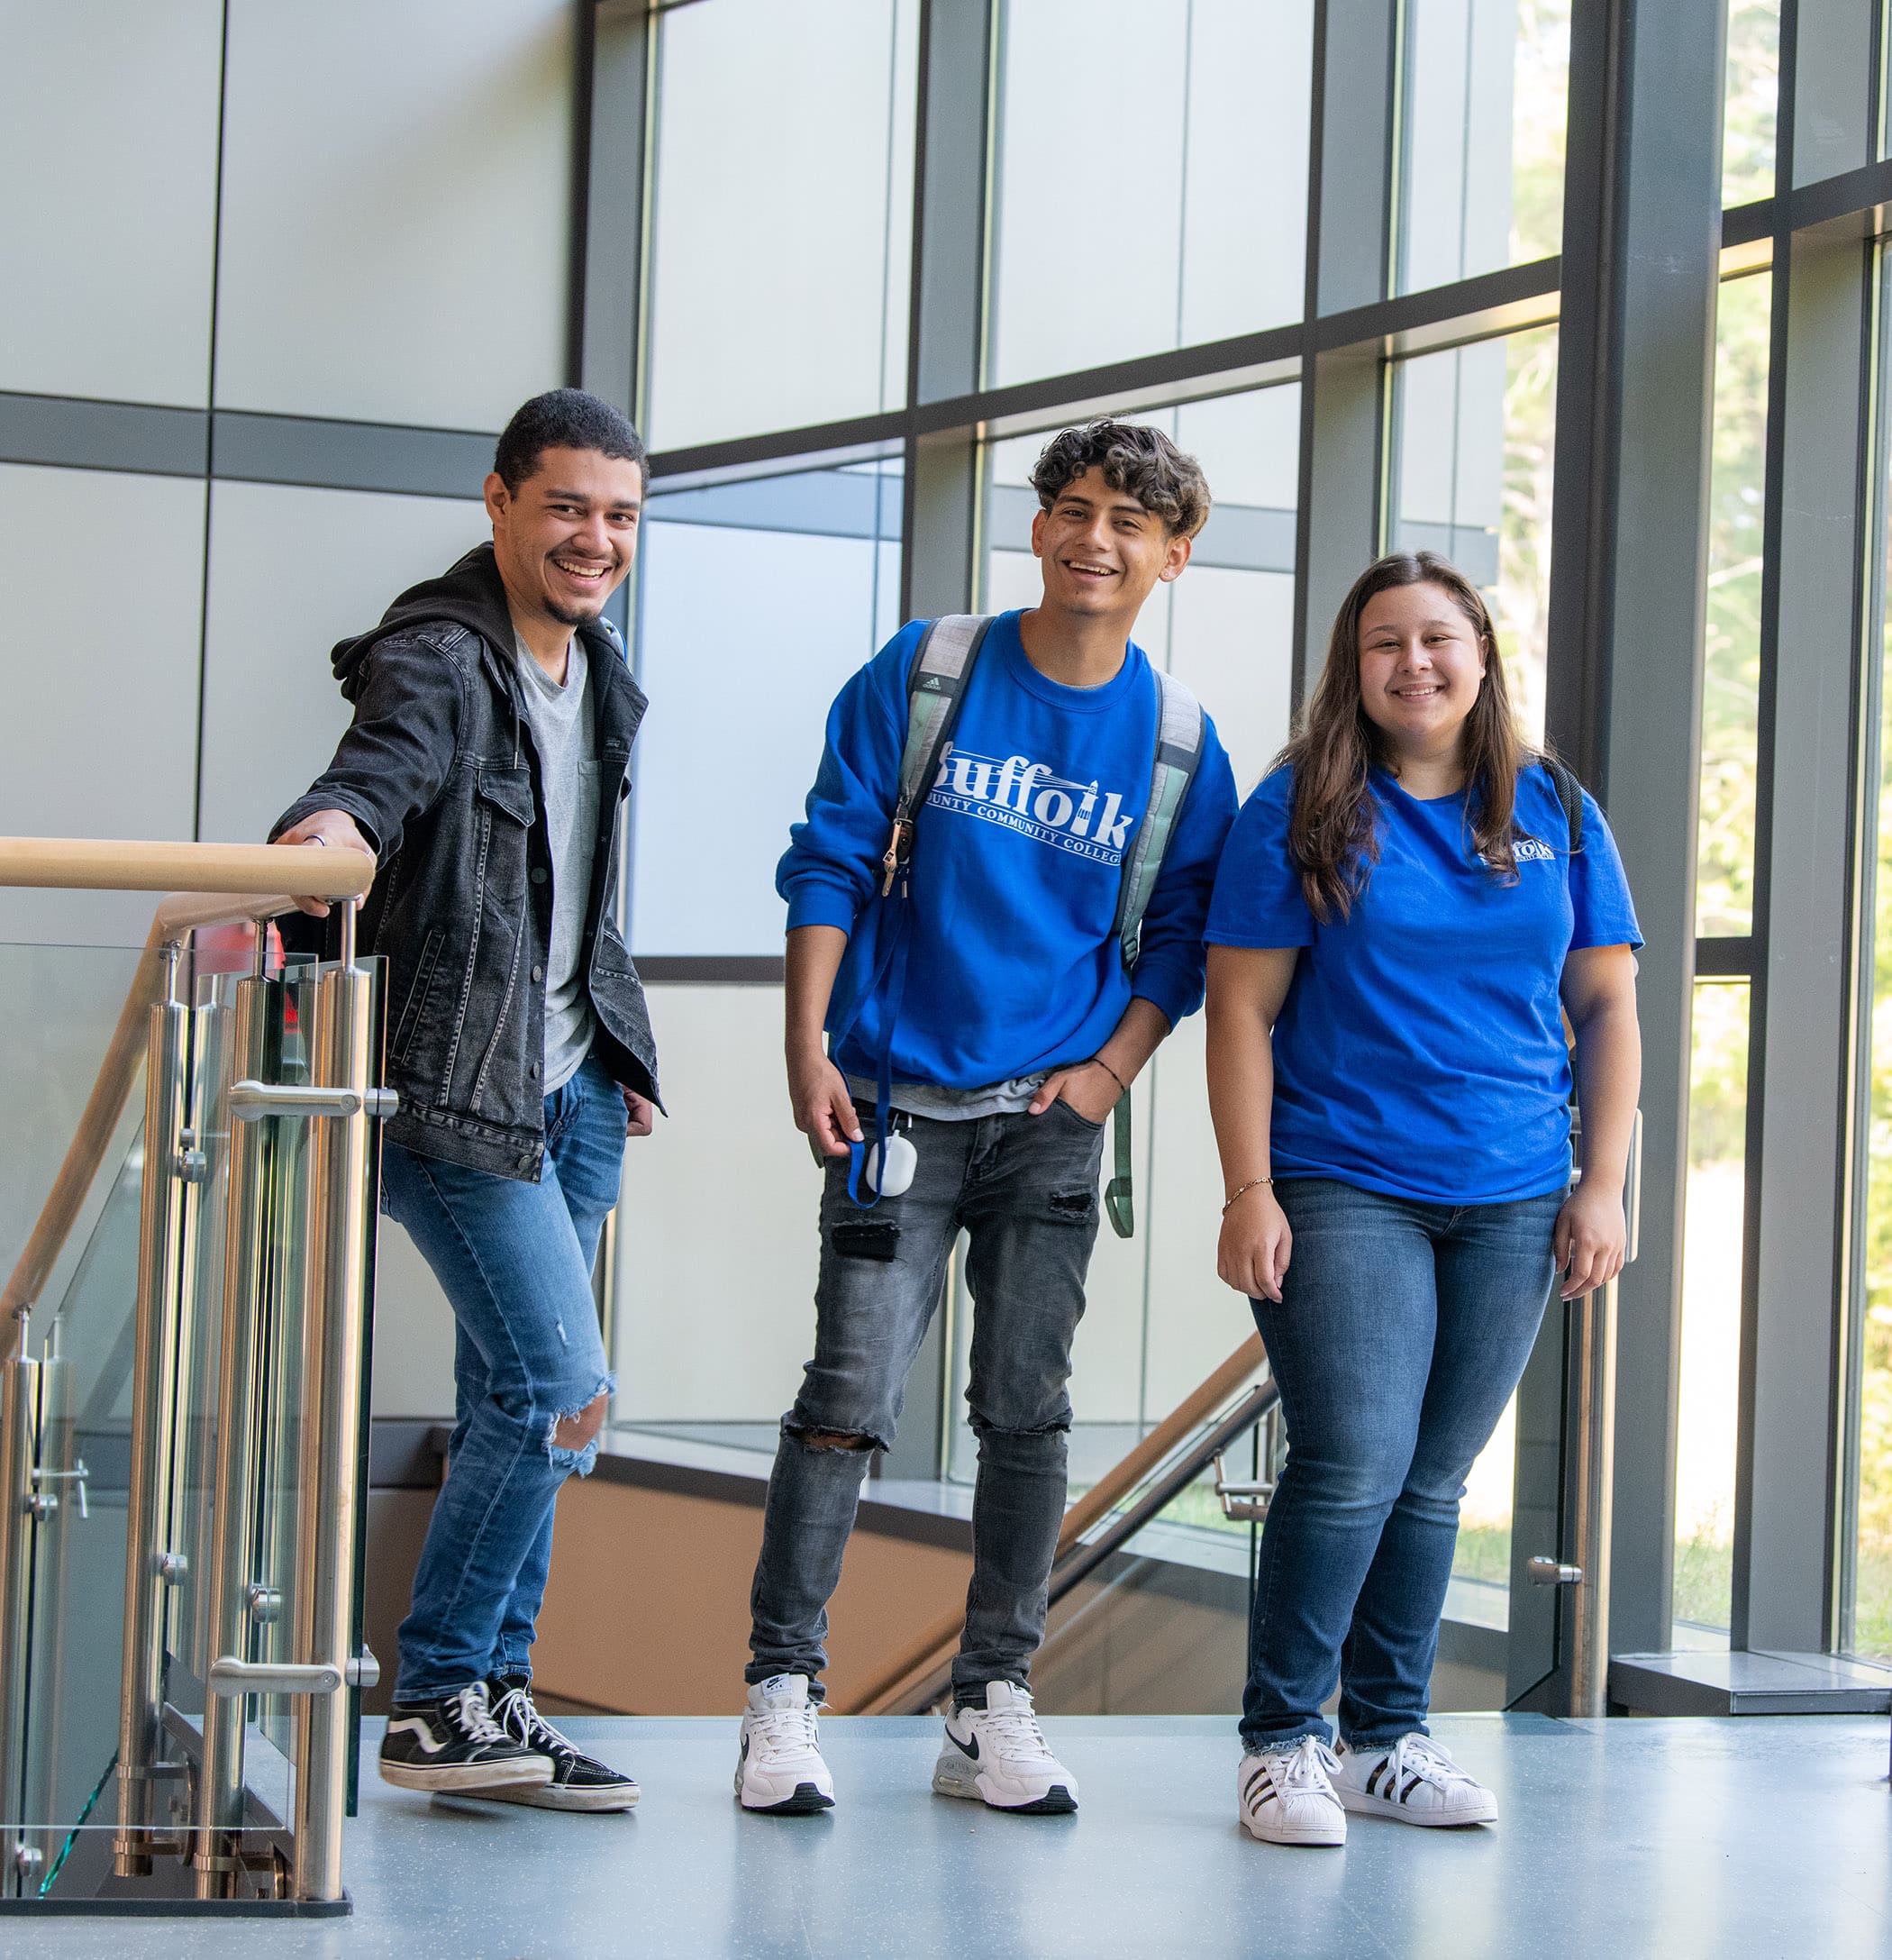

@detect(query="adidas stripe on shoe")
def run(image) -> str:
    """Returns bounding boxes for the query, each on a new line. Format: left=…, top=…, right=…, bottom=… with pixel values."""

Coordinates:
left=1237, top=1737, right=1347, bottom=1846
left=1333, top=1732, right=1497, bottom=1828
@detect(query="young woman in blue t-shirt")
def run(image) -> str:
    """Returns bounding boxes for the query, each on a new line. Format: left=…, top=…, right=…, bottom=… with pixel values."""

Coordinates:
left=1205, top=551, right=1642, bottom=1848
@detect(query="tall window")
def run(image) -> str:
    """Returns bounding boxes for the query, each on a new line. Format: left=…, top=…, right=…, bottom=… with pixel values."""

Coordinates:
left=1722, top=0, right=1781, bottom=205
left=1387, top=324, right=1560, bottom=744
left=985, top=0, right=1314, bottom=387
left=642, top=0, right=918, bottom=448
left=1394, top=0, right=1570, bottom=296
left=630, top=461, right=903, bottom=956
left=1697, top=271, right=1770, bottom=938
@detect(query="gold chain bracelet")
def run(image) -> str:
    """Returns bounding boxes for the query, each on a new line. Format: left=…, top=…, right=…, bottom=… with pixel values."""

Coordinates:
left=1221, top=1178, right=1273, bottom=1215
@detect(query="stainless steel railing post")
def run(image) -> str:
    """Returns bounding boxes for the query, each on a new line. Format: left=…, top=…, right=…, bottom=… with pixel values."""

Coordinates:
left=191, top=973, right=271, bottom=1897
left=0, top=1322, right=41, bottom=1897
left=114, top=947, right=193, bottom=1876
left=1566, top=1279, right=1618, bottom=1718
left=291, top=902, right=383, bottom=1904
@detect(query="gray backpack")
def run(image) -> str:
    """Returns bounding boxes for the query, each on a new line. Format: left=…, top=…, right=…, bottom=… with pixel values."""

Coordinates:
left=878, top=615, right=1206, bottom=1237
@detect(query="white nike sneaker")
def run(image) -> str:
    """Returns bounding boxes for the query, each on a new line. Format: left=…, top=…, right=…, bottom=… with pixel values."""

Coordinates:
left=1237, top=1737, right=1348, bottom=1846
left=734, top=1673, right=835, bottom=1815
left=932, top=1681, right=1078, bottom=1814
left=1333, top=1732, right=1497, bottom=1827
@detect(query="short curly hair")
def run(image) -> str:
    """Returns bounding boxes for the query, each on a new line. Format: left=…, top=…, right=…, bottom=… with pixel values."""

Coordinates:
left=1029, top=419, right=1211, bottom=538
left=494, top=387, right=649, bottom=494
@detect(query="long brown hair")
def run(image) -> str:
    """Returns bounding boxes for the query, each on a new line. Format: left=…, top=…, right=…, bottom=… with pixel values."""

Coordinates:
left=1282, top=551, right=1531, bottom=922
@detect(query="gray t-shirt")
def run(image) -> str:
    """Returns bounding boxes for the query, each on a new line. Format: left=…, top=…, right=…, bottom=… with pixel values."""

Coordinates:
left=844, top=1072, right=1048, bottom=1121
left=514, top=632, right=599, bottom=1093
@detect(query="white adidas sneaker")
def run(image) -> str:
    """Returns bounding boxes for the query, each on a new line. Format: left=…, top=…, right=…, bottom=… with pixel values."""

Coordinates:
left=932, top=1681, right=1078, bottom=1814
left=1333, top=1732, right=1497, bottom=1827
left=734, top=1673, right=836, bottom=1815
left=1237, top=1736, right=1348, bottom=1846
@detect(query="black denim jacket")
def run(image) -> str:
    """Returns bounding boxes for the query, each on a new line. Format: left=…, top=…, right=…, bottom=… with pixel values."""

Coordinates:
left=272, top=544, right=659, bottom=1181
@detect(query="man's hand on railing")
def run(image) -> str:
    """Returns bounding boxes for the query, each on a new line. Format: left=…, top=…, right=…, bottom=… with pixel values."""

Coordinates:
left=276, top=810, right=374, bottom=916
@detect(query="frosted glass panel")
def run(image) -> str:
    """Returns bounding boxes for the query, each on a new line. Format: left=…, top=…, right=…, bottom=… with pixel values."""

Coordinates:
left=644, top=0, right=918, bottom=449
left=215, top=0, right=574, bottom=429
left=0, top=0, right=223, bottom=406
left=0, top=464, right=206, bottom=945
left=987, top=0, right=1313, bottom=386
left=198, top=481, right=487, bottom=847
left=632, top=463, right=903, bottom=955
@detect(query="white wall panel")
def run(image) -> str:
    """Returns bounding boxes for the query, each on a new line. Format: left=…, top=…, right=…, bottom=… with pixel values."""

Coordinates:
left=196, top=481, right=486, bottom=846
left=614, top=985, right=823, bottom=1422
left=372, top=1220, right=457, bottom=1419
left=214, top=0, right=574, bottom=430
left=0, top=463, right=205, bottom=945
left=0, top=0, right=223, bottom=406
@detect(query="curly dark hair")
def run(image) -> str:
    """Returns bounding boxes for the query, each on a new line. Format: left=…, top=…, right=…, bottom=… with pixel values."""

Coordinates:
left=1029, top=419, right=1212, bottom=538
left=494, top=387, right=648, bottom=494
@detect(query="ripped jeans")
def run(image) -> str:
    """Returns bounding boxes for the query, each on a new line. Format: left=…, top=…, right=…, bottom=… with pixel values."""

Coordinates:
left=747, top=1099, right=1105, bottom=1703
left=381, top=1052, right=623, bottom=1700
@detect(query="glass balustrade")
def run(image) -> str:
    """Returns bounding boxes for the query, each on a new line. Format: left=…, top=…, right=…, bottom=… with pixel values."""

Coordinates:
left=0, top=927, right=387, bottom=1910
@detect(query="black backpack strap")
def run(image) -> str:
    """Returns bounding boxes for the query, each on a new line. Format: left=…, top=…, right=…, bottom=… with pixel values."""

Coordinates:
left=1541, top=756, right=1585, bottom=855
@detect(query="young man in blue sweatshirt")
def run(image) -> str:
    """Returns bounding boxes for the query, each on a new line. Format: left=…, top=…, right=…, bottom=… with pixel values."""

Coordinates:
left=735, top=421, right=1238, bottom=1818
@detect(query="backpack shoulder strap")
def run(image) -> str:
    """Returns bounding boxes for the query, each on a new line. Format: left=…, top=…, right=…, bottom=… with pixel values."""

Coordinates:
left=880, top=614, right=995, bottom=896
left=1114, top=666, right=1206, bottom=968
left=1540, top=755, right=1586, bottom=855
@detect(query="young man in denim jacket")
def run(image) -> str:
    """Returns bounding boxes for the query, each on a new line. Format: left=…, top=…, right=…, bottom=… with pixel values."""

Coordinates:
left=273, top=389, right=656, bottom=1813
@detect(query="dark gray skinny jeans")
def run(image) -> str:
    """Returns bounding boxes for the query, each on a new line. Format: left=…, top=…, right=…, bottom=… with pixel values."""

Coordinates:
left=746, top=1099, right=1106, bottom=1702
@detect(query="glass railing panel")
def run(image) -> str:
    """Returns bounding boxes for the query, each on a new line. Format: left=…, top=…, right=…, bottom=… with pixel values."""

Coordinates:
left=16, top=1135, right=144, bottom=1887
left=0, top=937, right=154, bottom=1900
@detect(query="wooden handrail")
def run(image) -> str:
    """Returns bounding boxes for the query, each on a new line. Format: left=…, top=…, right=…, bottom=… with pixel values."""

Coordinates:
left=0, top=856, right=376, bottom=1363
left=840, top=1331, right=1268, bottom=1715
left=0, top=837, right=373, bottom=898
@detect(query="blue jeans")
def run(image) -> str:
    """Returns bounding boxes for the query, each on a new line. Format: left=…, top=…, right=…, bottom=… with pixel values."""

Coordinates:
left=1241, top=1177, right=1563, bottom=1753
left=380, top=1052, right=623, bottom=1700
left=747, top=1100, right=1106, bottom=1702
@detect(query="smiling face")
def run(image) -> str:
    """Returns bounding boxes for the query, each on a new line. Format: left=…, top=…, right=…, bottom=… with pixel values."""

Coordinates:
left=484, top=444, right=645, bottom=631
left=1356, top=580, right=1488, bottom=761
left=1031, top=465, right=1191, bottom=625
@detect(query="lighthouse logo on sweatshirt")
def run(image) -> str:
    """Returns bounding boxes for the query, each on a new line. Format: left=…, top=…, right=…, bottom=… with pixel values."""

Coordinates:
left=925, top=743, right=1135, bottom=867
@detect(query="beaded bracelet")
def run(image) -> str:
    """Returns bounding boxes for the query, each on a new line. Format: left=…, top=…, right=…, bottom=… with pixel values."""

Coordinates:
left=1221, top=1178, right=1273, bottom=1216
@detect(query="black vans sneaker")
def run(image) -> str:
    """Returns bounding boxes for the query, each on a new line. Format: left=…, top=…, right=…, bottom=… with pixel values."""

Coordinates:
left=478, top=1673, right=640, bottom=1812
left=379, top=1682, right=551, bottom=1793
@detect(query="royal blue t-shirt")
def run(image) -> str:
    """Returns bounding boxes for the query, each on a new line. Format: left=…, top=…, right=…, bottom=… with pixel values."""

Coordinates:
left=1204, top=764, right=1643, bottom=1205
left=778, top=611, right=1237, bottom=1089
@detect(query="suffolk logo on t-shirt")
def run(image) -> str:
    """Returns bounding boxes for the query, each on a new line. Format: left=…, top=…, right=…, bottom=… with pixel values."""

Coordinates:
left=926, top=743, right=1136, bottom=866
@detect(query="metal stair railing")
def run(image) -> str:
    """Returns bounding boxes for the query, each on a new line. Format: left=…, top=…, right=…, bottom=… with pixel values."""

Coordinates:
left=0, top=836, right=387, bottom=1911
left=843, top=1335, right=1276, bottom=1716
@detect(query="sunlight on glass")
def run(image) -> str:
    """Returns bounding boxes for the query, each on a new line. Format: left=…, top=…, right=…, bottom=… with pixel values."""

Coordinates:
left=1388, top=325, right=1560, bottom=747
left=1697, top=271, right=1769, bottom=937
left=1722, top=0, right=1780, bottom=206
left=1852, top=372, right=1892, bottom=1658
left=1396, top=0, right=1570, bottom=294
left=1674, top=981, right=1749, bottom=1643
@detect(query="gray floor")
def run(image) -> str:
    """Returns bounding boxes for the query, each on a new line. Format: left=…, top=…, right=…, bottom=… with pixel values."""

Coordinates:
left=16, top=1714, right=1892, bottom=1959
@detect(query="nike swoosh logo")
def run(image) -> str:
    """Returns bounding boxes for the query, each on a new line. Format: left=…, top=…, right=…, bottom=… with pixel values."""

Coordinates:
left=950, top=1729, right=979, bottom=1762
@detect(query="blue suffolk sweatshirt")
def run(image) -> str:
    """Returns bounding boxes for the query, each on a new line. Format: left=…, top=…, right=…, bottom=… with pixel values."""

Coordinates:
left=778, top=611, right=1238, bottom=1091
